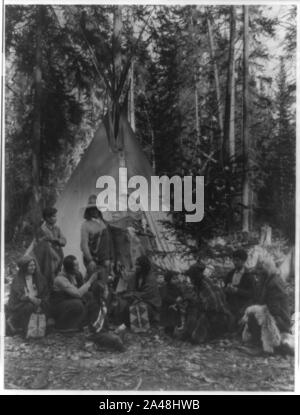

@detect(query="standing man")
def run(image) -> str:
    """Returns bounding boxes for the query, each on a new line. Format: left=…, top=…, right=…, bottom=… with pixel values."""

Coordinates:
left=80, top=195, right=113, bottom=282
left=34, top=207, right=66, bottom=288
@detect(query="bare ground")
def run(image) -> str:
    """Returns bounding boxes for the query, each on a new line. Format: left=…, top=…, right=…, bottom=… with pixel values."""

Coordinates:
left=4, top=329, right=294, bottom=392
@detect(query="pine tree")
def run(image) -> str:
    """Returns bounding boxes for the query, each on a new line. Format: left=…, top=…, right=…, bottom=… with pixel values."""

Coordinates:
left=5, top=5, right=100, bottom=238
left=274, top=59, right=296, bottom=240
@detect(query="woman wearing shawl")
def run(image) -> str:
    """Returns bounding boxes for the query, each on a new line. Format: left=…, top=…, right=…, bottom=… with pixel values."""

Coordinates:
left=241, top=258, right=291, bottom=353
left=6, top=256, right=49, bottom=335
left=119, top=255, right=161, bottom=327
left=254, top=259, right=290, bottom=332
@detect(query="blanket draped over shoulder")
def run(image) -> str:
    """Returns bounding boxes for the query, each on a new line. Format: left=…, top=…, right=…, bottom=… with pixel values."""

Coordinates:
left=127, top=269, right=162, bottom=310
left=6, top=256, right=49, bottom=334
left=7, top=264, right=49, bottom=313
left=254, top=272, right=290, bottom=332
left=34, top=223, right=66, bottom=287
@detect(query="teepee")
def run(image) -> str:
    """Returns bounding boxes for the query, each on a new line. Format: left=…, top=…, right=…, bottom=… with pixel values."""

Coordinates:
left=54, top=7, right=189, bottom=273
left=55, top=112, right=185, bottom=273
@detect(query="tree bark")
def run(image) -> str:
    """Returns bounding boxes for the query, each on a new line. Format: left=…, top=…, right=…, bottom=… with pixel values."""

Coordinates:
left=242, top=5, right=250, bottom=232
left=144, top=104, right=156, bottom=171
left=32, top=6, right=43, bottom=230
left=194, top=73, right=200, bottom=144
left=111, top=6, right=123, bottom=141
left=128, top=9, right=135, bottom=131
left=150, top=124, right=156, bottom=172
left=223, top=6, right=236, bottom=165
left=206, top=9, right=223, bottom=161
left=113, top=6, right=122, bottom=84
left=260, top=224, right=272, bottom=246
left=128, top=62, right=135, bottom=131
left=229, top=43, right=236, bottom=160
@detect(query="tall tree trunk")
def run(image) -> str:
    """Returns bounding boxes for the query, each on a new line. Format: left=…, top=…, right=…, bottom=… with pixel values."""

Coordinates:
left=128, top=61, right=135, bottom=131
left=229, top=43, right=236, bottom=160
left=150, top=123, right=156, bottom=172
left=242, top=5, right=250, bottom=232
left=143, top=100, right=156, bottom=171
left=32, top=6, right=43, bottom=231
left=194, top=73, right=203, bottom=169
left=223, top=6, right=236, bottom=166
left=128, top=9, right=135, bottom=131
left=206, top=9, right=223, bottom=161
left=113, top=6, right=122, bottom=86
left=191, top=13, right=201, bottom=167
left=112, top=6, right=122, bottom=141
left=194, top=73, right=200, bottom=144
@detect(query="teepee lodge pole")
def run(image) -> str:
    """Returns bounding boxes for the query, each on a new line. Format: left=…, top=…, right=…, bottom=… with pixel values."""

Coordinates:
left=118, top=151, right=127, bottom=211
left=32, top=6, right=43, bottom=231
left=112, top=7, right=128, bottom=211
left=242, top=5, right=250, bottom=232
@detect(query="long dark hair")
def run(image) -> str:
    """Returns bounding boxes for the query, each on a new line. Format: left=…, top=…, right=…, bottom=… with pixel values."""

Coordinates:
left=17, top=256, right=38, bottom=277
left=136, top=255, right=151, bottom=277
left=84, top=206, right=103, bottom=221
left=16, top=256, right=44, bottom=292
left=63, top=255, right=77, bottom=274
left=186, top=264, right=205, bottom=288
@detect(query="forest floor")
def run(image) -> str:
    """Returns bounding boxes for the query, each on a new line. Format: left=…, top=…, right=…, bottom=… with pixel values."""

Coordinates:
left=4, top=328, right=294, bottom=392
left=4, top=242, right=295, bottom=392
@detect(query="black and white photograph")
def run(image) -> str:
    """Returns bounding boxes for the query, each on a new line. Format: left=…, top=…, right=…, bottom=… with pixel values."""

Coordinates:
left=1, top=0, right=298, bottom=392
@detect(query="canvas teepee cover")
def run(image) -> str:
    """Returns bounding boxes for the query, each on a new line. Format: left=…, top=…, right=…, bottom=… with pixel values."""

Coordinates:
left=55, top=113, right=183, bottom=273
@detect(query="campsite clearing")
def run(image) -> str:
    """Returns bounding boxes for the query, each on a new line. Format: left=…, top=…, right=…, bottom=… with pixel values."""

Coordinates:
left=4, top=241, right=295, bottom=392
left=4, top=329, right=294, bottom=392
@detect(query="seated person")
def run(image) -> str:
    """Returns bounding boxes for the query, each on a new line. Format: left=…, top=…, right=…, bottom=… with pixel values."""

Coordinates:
left=50, top=255, right=103, bottom=332
left=116, top=255, right=161, bottom=328
left=160, top=271, right=183, bottom=336
left=224, top=249, right=255, bottom=319
left=34, top=207, right=66, bottom=288
left=6, top=256, right=49, bottom=335
left=241, top=258, right=291, bottom=354
left=184, top=263, right=233, bottom=344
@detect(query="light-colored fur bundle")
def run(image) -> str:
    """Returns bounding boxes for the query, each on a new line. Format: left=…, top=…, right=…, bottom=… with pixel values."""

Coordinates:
left=241, top=305, right=282, bottom=353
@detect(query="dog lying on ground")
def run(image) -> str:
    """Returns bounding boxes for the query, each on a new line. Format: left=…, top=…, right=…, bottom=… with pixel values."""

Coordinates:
left=241, top=305, right=294, bottom=355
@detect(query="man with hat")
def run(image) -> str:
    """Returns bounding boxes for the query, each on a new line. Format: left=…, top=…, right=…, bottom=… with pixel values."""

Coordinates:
left=184, top=263, right=233, bottom=343
left=80, top=195, right=113, bottom=282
